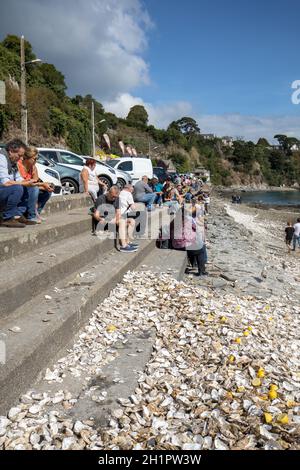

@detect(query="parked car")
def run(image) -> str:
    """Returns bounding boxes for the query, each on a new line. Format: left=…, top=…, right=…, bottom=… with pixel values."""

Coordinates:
left=37, top=148, right=118, bottom=188
left=37, top=153, right=81, bottom=194
left=106, top=157, right=153, bottom=184
left=97, top=161, right=132, bottom=189
left=0, top=143, right=62, bottom=195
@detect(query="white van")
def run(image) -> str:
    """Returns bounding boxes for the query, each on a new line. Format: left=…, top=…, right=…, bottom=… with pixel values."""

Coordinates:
left=106, top=157, right=153, bottom=184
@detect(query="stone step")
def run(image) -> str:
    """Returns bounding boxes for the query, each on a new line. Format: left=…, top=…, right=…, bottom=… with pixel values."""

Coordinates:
left=0, top=231, right=114, bottom=319
left=0, top=236, right=158, bottom=414
left=0, top=244, right=188, bottom=421
left=0, top=206, right=91, bottom=262
left=40, top=193, right=91, bottom=216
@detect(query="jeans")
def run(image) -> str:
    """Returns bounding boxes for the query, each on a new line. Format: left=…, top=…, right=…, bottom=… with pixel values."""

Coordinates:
left=0, top=185, right=25, bottom=220
left=136, top=193, right=156, bottom=209
left=23, top=187, right=51, bottom=219
left=293, top=234, right=300, bottom=250
left=187, top=247, right=206, bottom=274
left=164, top=200, right=180, bottom=213
left=154, top=194, right=163, bottom=205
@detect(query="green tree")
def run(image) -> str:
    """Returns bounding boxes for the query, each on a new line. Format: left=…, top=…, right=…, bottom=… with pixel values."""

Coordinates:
left=169, top=152, right=190, bottom=173
left=2, top=34, right=36, bottom=62
left=126, top=105, right=148, bottom=129
left=38, top=63, right=66, bottom=98
left=0, top=44, right=20, bottom=81
left=169, top=117, right=200, bottom=138
left=274, top=134, right=300, bottom=156
left=257, top=137, right=270, bottom=147
left=49, top=107, right=68, bottom=137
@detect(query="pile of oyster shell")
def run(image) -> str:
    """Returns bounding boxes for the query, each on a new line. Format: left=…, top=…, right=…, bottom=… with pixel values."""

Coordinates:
left=0, top=271, right=299, bottom=450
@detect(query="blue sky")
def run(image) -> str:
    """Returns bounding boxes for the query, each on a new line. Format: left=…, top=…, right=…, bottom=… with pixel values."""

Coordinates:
left=1, top=0, right=300, bottom=140
left=141, top=0, right=300, bottom=116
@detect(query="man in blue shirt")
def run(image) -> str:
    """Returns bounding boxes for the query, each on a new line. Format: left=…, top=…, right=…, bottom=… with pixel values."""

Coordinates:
left=0, top=139, right=37, bottom=228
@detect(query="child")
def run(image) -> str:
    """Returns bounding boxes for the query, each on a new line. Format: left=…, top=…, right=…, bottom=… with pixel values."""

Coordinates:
left=285, top=221, right=294, bottom=252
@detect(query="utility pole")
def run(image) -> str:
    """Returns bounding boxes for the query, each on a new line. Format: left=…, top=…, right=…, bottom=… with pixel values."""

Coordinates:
left=91, top=101, right=95, bottom=157
left=20, top=35, right=27, bottom=144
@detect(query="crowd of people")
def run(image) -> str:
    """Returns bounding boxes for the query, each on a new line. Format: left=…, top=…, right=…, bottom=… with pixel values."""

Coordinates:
left=91, top=173, right=210, bottom=275
left=0, top=139, right=54, bottom=228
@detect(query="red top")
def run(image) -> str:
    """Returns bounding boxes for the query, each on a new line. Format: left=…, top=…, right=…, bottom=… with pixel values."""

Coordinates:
left=17, top=160, right=34, bottom=180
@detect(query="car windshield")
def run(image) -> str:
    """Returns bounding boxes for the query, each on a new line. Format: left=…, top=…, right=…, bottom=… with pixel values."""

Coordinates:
left=60, top=153, right=83, bottom=165
left=37, top=154, right=54, bottom=167
left=106, top=159, right=120, bottom=167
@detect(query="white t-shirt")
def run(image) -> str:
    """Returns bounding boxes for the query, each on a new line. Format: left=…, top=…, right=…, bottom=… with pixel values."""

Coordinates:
left=293, top=222, right=300, bottom=236
left=119, top=190, right=134, bottom=215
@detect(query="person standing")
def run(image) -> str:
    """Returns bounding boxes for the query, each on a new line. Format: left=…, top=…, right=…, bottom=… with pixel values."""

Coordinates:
left=292, top=218, right=300, bottom=251
left=285, top=221, right=294, bottom=252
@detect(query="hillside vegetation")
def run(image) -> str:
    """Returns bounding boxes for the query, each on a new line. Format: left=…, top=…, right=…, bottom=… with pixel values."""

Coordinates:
left=1, top=35, right=300, bottom=187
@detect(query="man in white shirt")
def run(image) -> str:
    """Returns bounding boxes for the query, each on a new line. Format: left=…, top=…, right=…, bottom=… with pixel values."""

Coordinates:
left=292, top=218, right=300, bottom=251
left=119, top=184, right=136, bottom=216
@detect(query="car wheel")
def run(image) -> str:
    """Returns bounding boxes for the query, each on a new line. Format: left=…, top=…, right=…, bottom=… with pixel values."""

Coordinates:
left=117, top=178, right=126, bottom=189
left=61, top=178, right=79, bottom=195
left=99, top=176, right=112, bottom=189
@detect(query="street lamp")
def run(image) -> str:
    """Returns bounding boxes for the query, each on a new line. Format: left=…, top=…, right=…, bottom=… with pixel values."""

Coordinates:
left=20, top=35, right=42, bottom=144
left=91, top=100, right=106, bottom=156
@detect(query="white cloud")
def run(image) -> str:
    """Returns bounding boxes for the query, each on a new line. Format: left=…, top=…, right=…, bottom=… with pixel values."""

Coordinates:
left=0, top=0, right=152, bottom=100
left=104, top=94, right=300, bottom=142
left=197, top=113, right=300, bottom=142
left=104, top=92, right=192, bottom=128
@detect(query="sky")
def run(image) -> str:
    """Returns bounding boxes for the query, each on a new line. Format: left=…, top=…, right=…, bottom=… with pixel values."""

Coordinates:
left=1, top=0, right=300, bottom=141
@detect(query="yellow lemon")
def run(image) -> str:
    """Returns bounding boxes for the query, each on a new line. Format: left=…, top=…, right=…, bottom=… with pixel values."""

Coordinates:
left=259, top=395, right=268, bottom=401
left=277, top=414, right=289, bottom=425
left=235, top=338, right=241, bottom=344
left=257, top=368, right=265, bottom=378
left=252, top=378, right=261, bottom=387
left=268, top=390, right=278, bottom=400
left=248, top=326, right=253, bottom=331
left=264, top=413, right=273, bottom=424
left=269, top=384, right=279, bottom=391
left=287, top=401, right=296, bottom=408
left=106, top=325, right=117, bottom=333
left=228, top=355, right=235, bottom=363
left=243, top=331, right=250, bottom=337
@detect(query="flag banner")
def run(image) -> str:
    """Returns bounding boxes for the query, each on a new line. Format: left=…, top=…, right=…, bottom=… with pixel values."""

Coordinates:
left=132, top=147, right=137, bottom=156
left=126, top=145, right=133, bottom=156
left=103, top=133, right=111, bottom=149
left=118, top=140, right=125, bottom=154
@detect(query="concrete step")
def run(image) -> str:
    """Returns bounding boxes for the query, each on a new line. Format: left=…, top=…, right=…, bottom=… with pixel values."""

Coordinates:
left=40, top=193, right=91, bottom=216
left=0, top=237, right=157, bottom=414
left=0, top=206, right=92, bottom=262
left=0, top=231, right=114, bottom=319
left=0, top=245, right=188, bottom=420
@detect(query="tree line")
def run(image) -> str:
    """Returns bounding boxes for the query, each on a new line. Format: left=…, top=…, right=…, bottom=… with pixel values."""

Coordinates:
left=0, top=34, right=300, bottom=187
